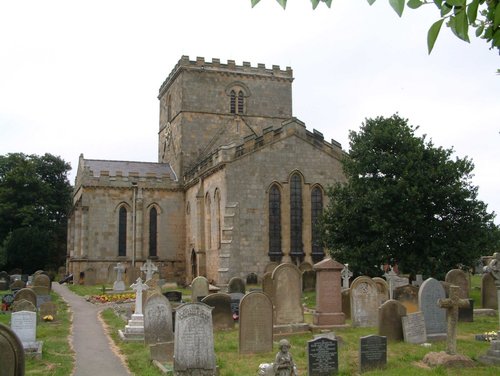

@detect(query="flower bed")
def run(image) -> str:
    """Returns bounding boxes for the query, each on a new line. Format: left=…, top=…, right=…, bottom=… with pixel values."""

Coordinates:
left=87, top=293, right=135, bottom=304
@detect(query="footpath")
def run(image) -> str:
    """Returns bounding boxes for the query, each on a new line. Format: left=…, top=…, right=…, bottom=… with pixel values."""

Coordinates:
left=52, top=282, right=131, bottom=376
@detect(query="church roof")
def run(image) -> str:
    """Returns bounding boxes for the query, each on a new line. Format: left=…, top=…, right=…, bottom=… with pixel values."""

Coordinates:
left=83, top=158, right=177, bottom=180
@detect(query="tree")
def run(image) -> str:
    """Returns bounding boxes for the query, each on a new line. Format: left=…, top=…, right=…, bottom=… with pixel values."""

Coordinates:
left=320, top=114, right=500, bottom=278
left=0, top=153, right=72, bottom=273
left=251, top=0, right=500, bottom=54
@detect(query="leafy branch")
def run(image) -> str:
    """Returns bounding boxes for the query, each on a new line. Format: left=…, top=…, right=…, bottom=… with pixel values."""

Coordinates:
left=251, top=0, right=500, bottom=54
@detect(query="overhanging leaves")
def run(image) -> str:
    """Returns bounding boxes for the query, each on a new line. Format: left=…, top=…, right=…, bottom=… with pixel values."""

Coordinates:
left=390, top=0, right=405, bottom=17
left=428, top=18, right=444, bottom=53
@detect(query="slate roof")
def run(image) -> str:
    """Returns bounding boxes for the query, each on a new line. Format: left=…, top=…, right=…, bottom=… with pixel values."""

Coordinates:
left=83, top=159, right=177, bottom=180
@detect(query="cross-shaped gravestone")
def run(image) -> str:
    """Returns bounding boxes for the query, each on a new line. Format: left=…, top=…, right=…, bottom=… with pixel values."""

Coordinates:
left=131, top=277, right=149, bottom=315
left=141, top=259, right=158, bottom=281
left=113, top=262, right=126, bottom=291
left=341, top=264, right=353, bottom=290
left=438, top=285, right=470, bottom=355
left=484, top=252, right=500, bottom=329
left=383, top=267, right=398, bottom=300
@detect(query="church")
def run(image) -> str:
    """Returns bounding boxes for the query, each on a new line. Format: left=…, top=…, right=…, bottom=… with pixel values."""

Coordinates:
left=66, top=56, right=346, bottom=285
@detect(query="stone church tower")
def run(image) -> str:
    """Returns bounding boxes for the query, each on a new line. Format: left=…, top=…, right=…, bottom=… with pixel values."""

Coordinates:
left=67, top=56, right=346, bottom=285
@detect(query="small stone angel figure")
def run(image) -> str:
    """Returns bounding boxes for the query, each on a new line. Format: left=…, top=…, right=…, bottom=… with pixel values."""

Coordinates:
left=273, top=339, right=298, bottom=376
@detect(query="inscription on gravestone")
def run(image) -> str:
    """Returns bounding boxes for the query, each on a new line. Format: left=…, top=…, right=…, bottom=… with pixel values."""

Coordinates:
left=402, top=312, right=427, bottom=344
left=359, top=335, right=387, bottom=373
left=308, top=337, right=338, bottom=376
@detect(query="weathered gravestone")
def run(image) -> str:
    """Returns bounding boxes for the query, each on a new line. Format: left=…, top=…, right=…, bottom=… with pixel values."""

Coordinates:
left=350, top=276, right=379, bottom=327
left=163, top=290, right=182, bottom=303
left=302, top=270, right=316, bottom=292
left=378, top=300, right=406, bottom=342
left=0, top=322, right=25, bottom=376
left=239, top=291, right=273, bottom=354
left=438, top=285, right=470, bottom=355
left=141, top=259, right=158, bottom=282
left=313, top=257, right=345, bottom=326
left=202, top=293, right=234, bottom=330
left=113, top=262, right=126, bottom=292
left=144, top=293, right=173, bottom=362
left=272, top=263, right=304, bottom=325
left=359, top=335, right=387, bottom=373
left=13, top=288, right=37, bottom=308
left=174, top=303, right=216, bottom=375
left=264, top=262, right=278, bottom=274
left=246, top=272, right=258, bottom=285
left=35, top=294, right=51, bottom=309
left=481, top=272, right=498, bottom=309
left=341, top=264, right=353, bottom=291
left=341, top=289, right=350, bottom=319
left=418, top=278, right=447, bottom=341
left=11, top=299, right=36, bottom=313
left=402, top=311, right=427, bottom=344
left=32, top=274, right=51, bottom=295
left=445, top=269, right=469, bottom=299
left=9, top=280, right=26, bottom=293
left=394, top=285, right=419, bottom=314
left=372, top=277, right=389, bottom=306
left=83, top=268, right=96, bottom=286
left=299, top=262, right=313, bottom=272
left=11, top=310, right=42, bottom=357
left=191, top=276, right=209, bottom=303
left=227, top=277, right=246, bottom=294
left=39, top=301, right=57, bottom=320
left=307, top=336, right=338, bottom=376
left=261, top=272, right=273, bottom=301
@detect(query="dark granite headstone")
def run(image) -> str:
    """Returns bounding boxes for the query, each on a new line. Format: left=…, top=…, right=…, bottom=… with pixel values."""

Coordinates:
left=163, top=291, right=182, bottom=303
left=229, top=292, right=244, bottom=318
left=246, top=272, right=258, bottom=285
left=201, top=293, right=234, bottom=330
left=359, top=335, right=387, bottom=373
left=458, top=298, right=474, bottom=322
left=307, top=337, right=338, bottom=376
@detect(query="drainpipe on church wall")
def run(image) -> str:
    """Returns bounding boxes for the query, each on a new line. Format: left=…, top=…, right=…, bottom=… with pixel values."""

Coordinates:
left=132, top=182, right=138, bottom=268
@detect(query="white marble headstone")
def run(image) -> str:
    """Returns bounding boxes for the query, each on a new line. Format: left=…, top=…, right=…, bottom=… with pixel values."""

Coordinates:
left=11, top=310, right=36, bottom=345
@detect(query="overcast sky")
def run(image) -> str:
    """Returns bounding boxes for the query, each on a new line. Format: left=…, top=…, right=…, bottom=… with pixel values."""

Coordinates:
left=1, top=0, right=498, bottom=223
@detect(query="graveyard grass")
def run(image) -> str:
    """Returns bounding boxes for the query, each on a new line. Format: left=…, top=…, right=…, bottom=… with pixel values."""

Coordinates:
left=0, top=291, right=74, bottom=375
left=4, top=276, right=499, bottom=375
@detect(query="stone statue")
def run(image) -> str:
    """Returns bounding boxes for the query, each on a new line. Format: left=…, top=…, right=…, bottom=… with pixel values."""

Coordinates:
left=258, top=339, right=298, bottom=376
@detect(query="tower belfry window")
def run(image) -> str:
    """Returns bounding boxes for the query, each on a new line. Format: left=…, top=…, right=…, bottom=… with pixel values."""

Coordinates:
left=230, top=90, right=244, bottom=114
left=230, top=90, right=236, bottom=114
left=238, top=91, right=244, bottom=114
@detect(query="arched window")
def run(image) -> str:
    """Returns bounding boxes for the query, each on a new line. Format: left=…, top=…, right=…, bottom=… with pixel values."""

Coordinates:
left=238, top=91, right=244, bottom=114
left=118, top=206, right=127, bottom=257
left=268, top=184, right=282, bottom=262
left=290, top=174, right=304, bottom=263
left=149, top=207, right=158, bottom=257
left=205, top=193, right=212, bottom=250
left=311, top=187, right=324, bottom=263
left=230, top=90, right=236, bottom=114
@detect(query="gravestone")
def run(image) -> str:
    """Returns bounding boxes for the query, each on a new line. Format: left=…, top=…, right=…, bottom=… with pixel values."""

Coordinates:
left=341, top=264, right=352, bottom=290
left=438, top=285, right=470, bottom=355
left=372, top=277, right=389, bottom=306
left=141, top=259, right=158, bottom=281
left=402, top=311, right=427, bottom=344
left=11, top=310, right=42, bottom=357
left=0, top=271, right=9, bottom=291
left=174, top=303, right=216, bottom=375
left=13, top=288, right=37, bottom=308
left=261, top=272, right=273, bottom=300
left=264, top=262, right=278, bottom=274
left=144, top=293, right=173, bottom=362
left=83, top=268, right=96, bottom=286
left=359, top=335, right=387, bottom=373
left=383, top=268, right=398, bottom=300
left=246, top=272, right=258, bottom=285
left=350, top=276, right=379, bottom=327
left=272, top=263, right=304, bottom=325
left=302, top=270, right=316, bottom=292
left=418, top=278, right=447, bottom=341
left=227, top=277, right=246, bottom=294
left=119, top=277, right=148, bottom=341
left=9, top=280, right=25, bottom=292
left=307, top=336, right=338, bottom=376
left=0, top=322, right=25, bottom=376
left=202, top=293, right=234, bottom=330
left=341, top=289, right=350, bottom=319
left=378, top=300, right=406, bottom=341
left=445, top=269, right=469, bottom=299
left=299, top=261, right=313, bottom=272
left=32, top=274, right=51, bottom=294
left=163, top=291, right=182, bottom=303
left=239, top=291, right=273, bottom=354
left=481, top=273, right=497, bottom=309
left=11, top=299, right=37, bottom=313
left=113, top=262, right=126, bottom=292
left=394, top=285, right=419, bottom=313
left=458, top=299, right=474, bottom=322
left=35, top=294, right=52, bottom=308
left=413, top=274, right=424, bottom=287
left=191, top=276, right=209, bottom=303
left=229, top=292, right=244, bottom=319
left=313, top=258, right=345, bottom=326
left=39, top=301, right=57, bottom=320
